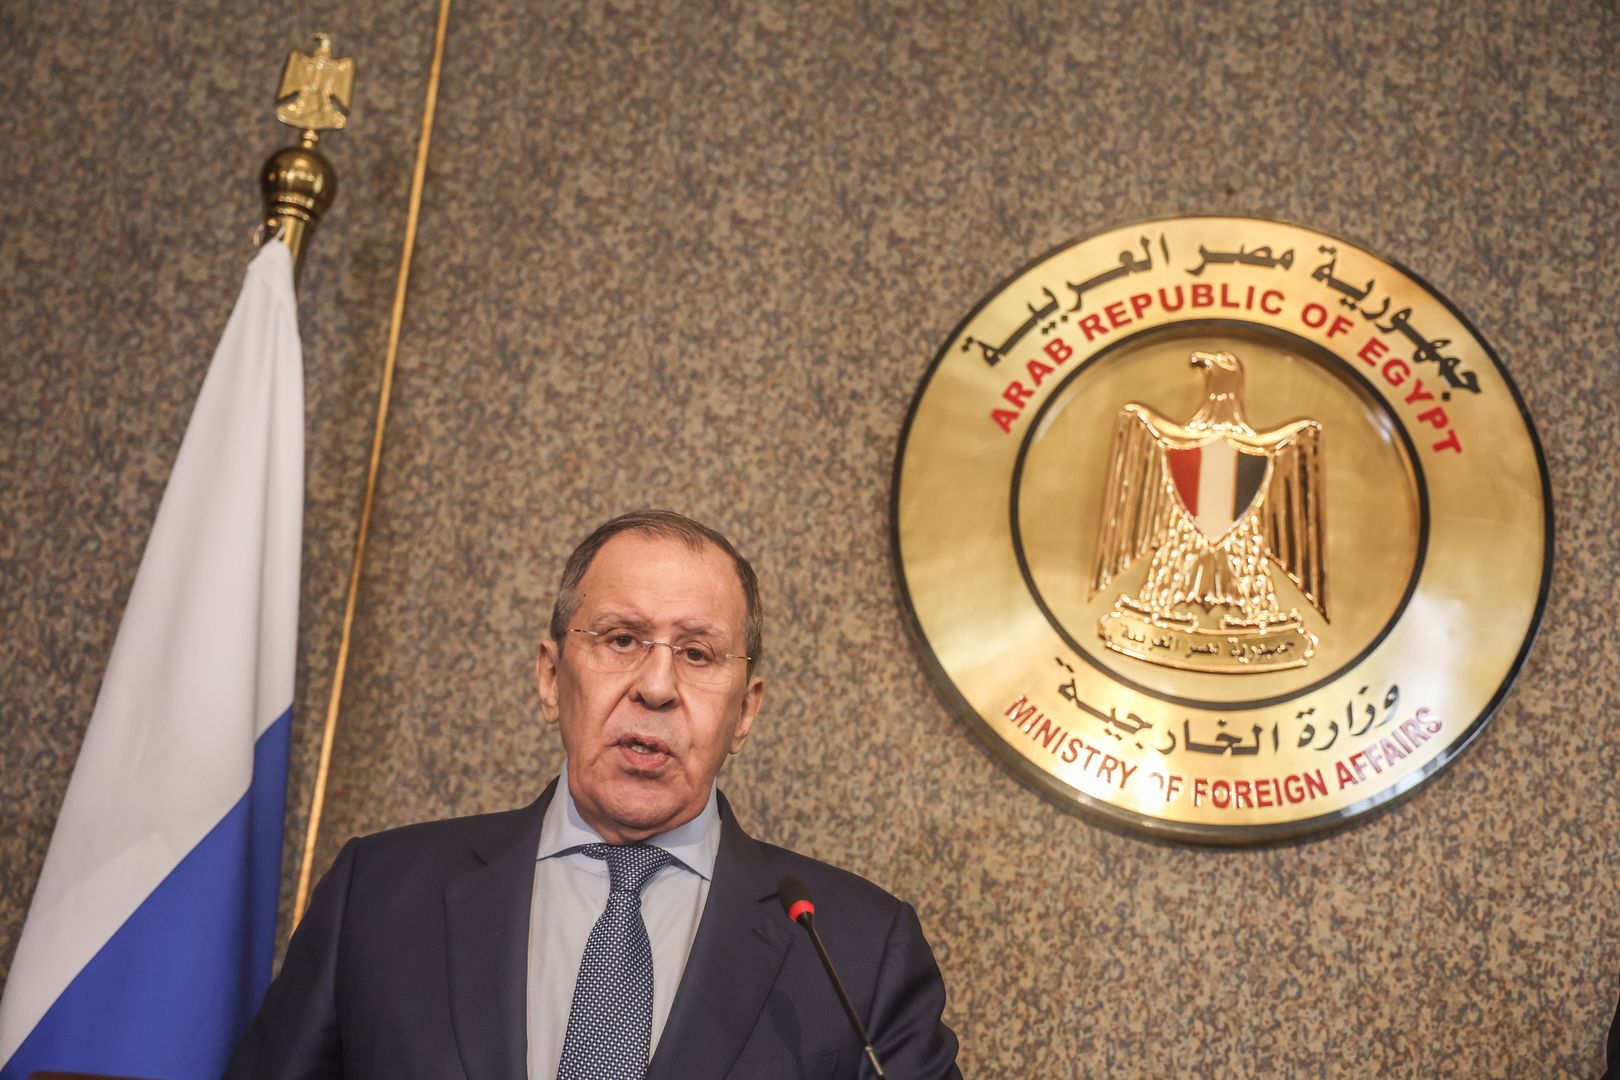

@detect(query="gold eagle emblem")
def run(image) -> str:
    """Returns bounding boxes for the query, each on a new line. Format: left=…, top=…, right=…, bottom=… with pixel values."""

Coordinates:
left=275, top=33, right=354, bottom=134
left=1090, top=351, right=1327, bottom=672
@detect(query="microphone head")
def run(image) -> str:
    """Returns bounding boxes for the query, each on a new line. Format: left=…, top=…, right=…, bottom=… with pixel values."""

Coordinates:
left=778, top=874, right=815, bottom=924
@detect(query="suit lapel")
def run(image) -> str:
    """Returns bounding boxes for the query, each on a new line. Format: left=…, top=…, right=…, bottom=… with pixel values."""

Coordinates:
left=648, top=796, right=791, bottom=1080
left=444, top=782, right=555, bottom=1080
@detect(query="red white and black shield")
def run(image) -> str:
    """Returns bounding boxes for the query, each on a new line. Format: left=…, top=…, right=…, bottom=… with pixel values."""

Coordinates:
left=1166, top=439, right=1270, bottom=541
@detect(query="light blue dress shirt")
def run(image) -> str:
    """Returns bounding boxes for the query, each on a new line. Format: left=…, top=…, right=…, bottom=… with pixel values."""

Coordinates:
left=525, top=763, right=720, bottom=1080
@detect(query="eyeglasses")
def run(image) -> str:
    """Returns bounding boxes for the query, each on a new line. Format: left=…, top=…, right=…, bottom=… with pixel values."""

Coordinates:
left=566, top=628, right=751, bottom=687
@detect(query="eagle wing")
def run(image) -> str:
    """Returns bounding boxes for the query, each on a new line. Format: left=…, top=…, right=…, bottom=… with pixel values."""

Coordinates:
left=327, top=58, right=355, bottom=109
left=1259, top=422, right=1328, bottom=620
left=277, top=54, right=313, bottom=101
left=1090, top=405, right=1176, bottom=595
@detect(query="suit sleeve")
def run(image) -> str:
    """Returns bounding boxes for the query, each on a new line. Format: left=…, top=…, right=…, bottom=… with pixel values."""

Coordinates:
left=865, top=901, right=962, bottom=1079
left=224, top=839, right=359, bottom=1079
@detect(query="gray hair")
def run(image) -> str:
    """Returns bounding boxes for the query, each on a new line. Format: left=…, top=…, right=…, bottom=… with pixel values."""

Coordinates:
left=548, top=509, right=763, bottom=670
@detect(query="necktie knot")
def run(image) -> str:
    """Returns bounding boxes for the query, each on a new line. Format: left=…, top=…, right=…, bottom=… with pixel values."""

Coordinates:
left=583, top=842, right=672, bottom=896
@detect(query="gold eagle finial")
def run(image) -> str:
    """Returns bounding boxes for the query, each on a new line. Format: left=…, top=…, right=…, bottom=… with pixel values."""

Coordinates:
left=275, top=33, right=354, bottom=136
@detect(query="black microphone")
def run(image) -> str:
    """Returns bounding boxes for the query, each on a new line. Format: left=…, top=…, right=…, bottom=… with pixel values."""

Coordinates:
left=778, top=875, right=888, bottom=1079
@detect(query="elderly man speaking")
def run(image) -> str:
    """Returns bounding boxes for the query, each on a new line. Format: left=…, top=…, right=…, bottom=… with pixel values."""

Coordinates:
left=227, top=510, right=961, bottom=1079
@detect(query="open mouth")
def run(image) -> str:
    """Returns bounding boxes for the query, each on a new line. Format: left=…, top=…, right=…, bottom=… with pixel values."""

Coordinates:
left=616, top=734, right=673, bottom=766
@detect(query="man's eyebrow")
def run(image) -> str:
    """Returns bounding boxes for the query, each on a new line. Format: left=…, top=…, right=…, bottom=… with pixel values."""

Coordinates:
left=670, top=616, right=721, bottom=631
left=590, top=611, right=730, bottom=641
left=585, top=609, right=653, bottom=631
left=669, top=618, right=730, bottom=643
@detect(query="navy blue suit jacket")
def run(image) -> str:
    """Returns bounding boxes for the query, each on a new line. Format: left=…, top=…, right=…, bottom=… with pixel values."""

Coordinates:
left=226, top=781, right=961, bottom=1078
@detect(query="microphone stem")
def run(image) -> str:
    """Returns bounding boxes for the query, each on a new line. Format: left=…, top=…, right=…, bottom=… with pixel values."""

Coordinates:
left=800, top=915, right=887, bottom=1078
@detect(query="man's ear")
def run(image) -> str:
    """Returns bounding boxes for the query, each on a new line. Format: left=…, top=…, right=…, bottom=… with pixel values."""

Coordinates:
left=728, top=675, right=765, bottom=755
left=536, top=640, right=562, bottom=726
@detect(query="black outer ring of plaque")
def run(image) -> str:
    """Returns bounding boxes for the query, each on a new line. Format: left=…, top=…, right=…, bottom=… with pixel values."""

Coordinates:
left=1007, top=318, right=1430, bottom=712
left=889, top=213, right=1556, bottom=846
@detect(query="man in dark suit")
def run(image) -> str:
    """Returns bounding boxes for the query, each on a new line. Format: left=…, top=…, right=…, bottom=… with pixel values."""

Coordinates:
left=226, top=510, right=960, bottom=1078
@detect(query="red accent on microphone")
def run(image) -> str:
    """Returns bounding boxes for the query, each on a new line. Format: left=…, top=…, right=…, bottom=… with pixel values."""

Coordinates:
left=778, top=874, right=815, bottom=922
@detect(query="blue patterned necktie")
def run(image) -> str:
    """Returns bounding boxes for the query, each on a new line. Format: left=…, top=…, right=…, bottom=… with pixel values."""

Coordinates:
left=556, top=842, right=675, bottom=1080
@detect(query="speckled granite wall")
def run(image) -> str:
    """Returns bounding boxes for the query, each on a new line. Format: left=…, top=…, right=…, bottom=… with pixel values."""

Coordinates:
left=4, top=1, right=1618, bottom=1076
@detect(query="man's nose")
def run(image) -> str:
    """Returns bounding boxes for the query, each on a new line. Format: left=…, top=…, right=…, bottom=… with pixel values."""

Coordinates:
left=631, top=642, right=679, bottom=708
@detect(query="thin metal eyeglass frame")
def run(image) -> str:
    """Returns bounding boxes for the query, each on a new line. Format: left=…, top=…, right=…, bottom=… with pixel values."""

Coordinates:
left=565, top=627, right=752, bottom=669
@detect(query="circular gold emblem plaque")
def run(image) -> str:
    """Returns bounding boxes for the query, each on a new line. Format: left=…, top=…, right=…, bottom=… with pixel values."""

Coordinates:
left=894, top=216, right=1550, bottom=843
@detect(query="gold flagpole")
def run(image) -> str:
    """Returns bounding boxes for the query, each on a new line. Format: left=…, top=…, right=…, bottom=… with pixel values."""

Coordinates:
left=292, top=0, right=453, bottom=927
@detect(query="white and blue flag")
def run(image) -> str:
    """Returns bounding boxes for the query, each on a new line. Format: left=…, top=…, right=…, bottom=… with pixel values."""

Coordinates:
left=0, top=239, right=304, bottom=1079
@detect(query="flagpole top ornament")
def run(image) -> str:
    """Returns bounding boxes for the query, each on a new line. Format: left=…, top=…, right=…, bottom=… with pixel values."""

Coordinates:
left=260, top=33, right=354, bottom=279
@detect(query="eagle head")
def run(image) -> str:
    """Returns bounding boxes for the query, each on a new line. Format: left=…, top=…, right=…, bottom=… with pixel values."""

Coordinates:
left=1190, top=350, right=1241, bottom=375
left=1188, top=351, right=1250, bottom=432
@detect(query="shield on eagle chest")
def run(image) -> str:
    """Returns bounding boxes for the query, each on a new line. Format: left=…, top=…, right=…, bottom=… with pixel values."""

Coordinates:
left=1166, top=439, right=1270, bottom=541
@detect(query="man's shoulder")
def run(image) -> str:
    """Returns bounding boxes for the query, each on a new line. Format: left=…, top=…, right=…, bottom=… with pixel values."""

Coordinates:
left=337, top=794, right=548, bottom=883
left=731, top=826, right=913, bottom=925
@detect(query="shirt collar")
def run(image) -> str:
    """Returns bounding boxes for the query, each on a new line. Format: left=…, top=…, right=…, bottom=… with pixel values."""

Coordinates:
left=537, top=760, right=721, bottom=881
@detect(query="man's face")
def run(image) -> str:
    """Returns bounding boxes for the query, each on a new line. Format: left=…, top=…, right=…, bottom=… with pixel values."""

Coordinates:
left=536, top=531, right=764, bottom=843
